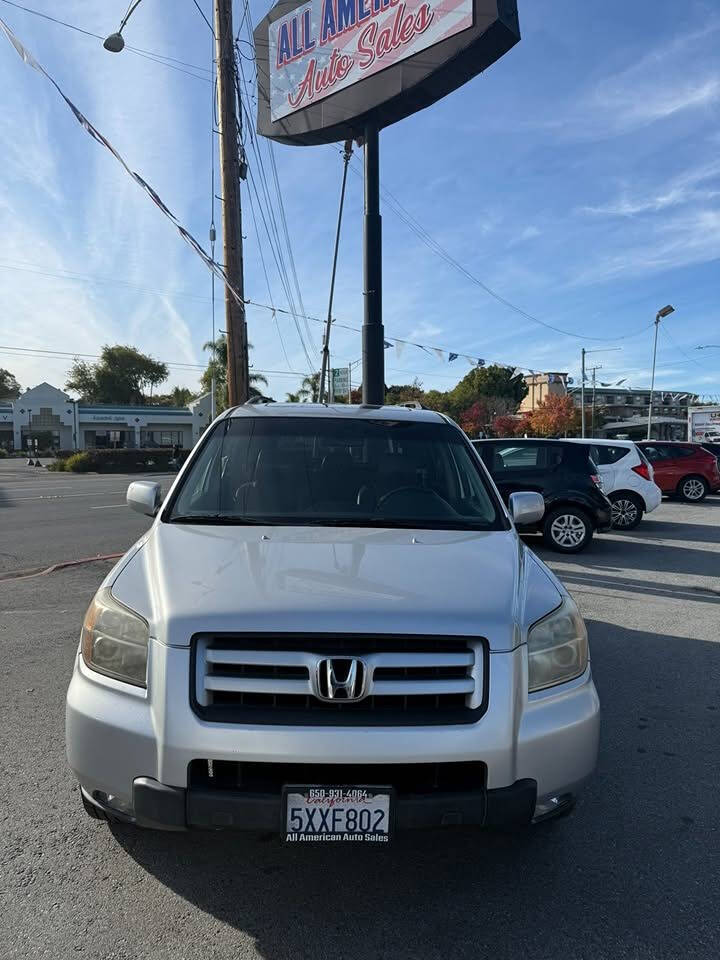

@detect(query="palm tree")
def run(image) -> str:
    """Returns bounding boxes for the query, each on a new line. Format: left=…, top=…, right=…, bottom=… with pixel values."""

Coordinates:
left=286, top=373, right=320, bottom=403
left=200, top=335, right=268, bottom=411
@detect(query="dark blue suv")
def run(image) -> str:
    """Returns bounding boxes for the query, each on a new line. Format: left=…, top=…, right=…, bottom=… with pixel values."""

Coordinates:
left=473, top=438, right=612, bottom=552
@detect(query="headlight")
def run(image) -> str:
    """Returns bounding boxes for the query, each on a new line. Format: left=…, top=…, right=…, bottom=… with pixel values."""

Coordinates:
left=527, top=596, right=588, bottom=693
left=81, top=587, right=149, bottom=687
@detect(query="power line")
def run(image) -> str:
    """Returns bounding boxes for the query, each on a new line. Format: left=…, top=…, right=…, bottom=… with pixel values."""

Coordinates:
left=0, top=0, right=212, bottom=81
left=0, top=343, right=311, bottom=378
left=234, top=54, right=316, bottom=370
left=190, top=0, right=214, bottom=36
left=3, top=256, right=716, bottom=382
left=336, top=146, right=656, bottom=345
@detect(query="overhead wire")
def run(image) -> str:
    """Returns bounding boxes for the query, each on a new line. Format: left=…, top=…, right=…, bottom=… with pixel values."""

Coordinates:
left=335, top=146, right=657, bottom=345
left=233, top=41, right=316, bottom=370
left=190, top=0, right=214, bottom=36
left=0, top=0, right=212, bottom=81
left=234, top=4, right=316, bottom=356
left=2, top=257, right=716, bottom=382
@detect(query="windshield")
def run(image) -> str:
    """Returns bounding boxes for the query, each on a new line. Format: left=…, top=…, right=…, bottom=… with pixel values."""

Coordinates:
left=166, top=416, right=505, bottom=530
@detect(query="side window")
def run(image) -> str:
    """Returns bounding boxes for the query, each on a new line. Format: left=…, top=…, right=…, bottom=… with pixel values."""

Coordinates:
left=674, top=447, right=695, bottom=458
left=601, top=445, right=629, bottom=465
left=494, top=443, right=543, bottom=470
left=642, top=445, right=666, bottom=462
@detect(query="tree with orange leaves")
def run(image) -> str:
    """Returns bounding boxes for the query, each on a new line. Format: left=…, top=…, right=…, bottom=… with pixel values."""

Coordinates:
left=526, top=394, right=578, bottom=437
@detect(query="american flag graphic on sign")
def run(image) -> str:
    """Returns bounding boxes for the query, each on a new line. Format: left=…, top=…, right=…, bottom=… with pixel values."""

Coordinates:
left=270, top=0, right=474, bottom=121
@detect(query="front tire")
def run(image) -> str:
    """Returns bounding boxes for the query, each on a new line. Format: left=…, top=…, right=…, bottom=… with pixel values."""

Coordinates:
left=542, top=506, right=593, bottom=553
left=678, top=475, right=708, bottom=503
left=610, top=492, right=644, bottom=529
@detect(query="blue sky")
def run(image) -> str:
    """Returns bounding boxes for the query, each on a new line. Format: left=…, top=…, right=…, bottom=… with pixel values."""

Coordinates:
left=0, top=0, right=718, bottom=403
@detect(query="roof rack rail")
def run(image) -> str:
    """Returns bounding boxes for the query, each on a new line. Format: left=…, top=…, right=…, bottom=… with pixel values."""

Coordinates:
left=401, top=401, right=423, bottom=410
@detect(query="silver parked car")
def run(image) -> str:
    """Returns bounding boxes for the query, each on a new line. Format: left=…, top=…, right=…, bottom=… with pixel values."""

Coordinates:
left=67, top=405, right=600, bottom=841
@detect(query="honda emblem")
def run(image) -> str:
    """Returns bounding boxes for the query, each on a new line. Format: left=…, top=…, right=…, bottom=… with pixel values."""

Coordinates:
left=315, top=657, right=367, bottom=702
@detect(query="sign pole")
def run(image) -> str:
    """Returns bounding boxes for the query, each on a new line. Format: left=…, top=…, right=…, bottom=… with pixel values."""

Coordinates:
left=362, top=123, right=384, bottom=406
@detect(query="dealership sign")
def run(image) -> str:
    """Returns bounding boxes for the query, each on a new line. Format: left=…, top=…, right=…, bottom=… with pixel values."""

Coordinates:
left=269, top=0, right=473, bottom=121
left=255, top=0, right=520, bottom=144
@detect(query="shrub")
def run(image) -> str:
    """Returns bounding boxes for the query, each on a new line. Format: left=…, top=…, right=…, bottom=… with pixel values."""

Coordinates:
left=0, top=448, right=7, bottom=458
left=46, top=459, right=66, bottom=471
left=66, top=452, right=93, bottom=473
left=53, top=447, right=190, bottom=473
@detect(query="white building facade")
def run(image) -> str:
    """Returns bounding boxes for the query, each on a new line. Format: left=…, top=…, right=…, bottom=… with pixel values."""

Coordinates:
left=0, top=382, right=212, bottom=452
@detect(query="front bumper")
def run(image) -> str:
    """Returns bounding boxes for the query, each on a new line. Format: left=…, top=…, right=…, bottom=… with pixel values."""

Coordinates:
left=84, top=776, right=541, bottom=831
left=67, top=641, right=600, bottom=831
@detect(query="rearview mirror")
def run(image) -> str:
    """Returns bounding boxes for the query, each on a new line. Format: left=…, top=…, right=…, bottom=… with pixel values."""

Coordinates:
left=508, top=491, right=544, bottom=526
left=127, top=481, right=162, bottom=518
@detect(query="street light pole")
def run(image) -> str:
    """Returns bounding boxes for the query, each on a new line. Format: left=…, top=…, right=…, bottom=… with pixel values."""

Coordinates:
left=647, top=305, right=675, bottom=440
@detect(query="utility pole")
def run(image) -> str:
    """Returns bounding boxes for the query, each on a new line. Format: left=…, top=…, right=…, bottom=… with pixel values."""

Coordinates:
left=214, top=0, right=248, bottom=405
left=589, top=365, right=602, bottom=439
left=580, top=348, right=586, bottom=438
left=647, top=305, right=675, bottom=440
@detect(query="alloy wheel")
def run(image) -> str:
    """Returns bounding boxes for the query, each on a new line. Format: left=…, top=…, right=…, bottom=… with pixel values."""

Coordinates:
left=550, top=514, right=586, bottom=548
left=611, top=498, right=638, bottom=528
left=682, top=478, right=705, bottom=501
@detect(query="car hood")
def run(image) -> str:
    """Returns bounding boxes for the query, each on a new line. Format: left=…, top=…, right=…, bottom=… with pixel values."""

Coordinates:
left=110, top=522, right=563, bottom=652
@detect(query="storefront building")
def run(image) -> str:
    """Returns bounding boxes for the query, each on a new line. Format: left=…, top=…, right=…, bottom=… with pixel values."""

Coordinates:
left=0, top=383, right=212, bottom=452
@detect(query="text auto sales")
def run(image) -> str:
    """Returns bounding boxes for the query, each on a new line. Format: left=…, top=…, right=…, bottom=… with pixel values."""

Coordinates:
left=275, top=0, right=434, bottom=110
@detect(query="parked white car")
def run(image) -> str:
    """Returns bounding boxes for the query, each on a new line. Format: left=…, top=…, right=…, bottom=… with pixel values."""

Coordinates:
left=571, top=439, right=661, bottom=529
left=66, top=405, right=600, bottom=840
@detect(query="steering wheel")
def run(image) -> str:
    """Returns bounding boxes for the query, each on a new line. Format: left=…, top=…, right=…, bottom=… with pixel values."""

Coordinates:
left=377, top=486, right=456, bottom=516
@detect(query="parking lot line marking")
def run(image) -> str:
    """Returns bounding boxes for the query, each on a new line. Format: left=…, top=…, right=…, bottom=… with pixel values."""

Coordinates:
left=0, top=490, right=132, bottom=503
left=90, top=504, right=127, bottom=509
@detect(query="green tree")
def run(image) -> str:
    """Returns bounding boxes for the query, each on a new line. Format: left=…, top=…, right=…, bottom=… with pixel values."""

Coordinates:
left=200, top=335, right=268, bottom=412
left=443, top=365, right=527, bottom=420
left=286, top=372, right=320, bottom=403
left=153, top=386, right=197, bottom=407
left=384, top=379, right=425, bottom=405
left=66, top=345, right=168, bottom=404
left=0, top=368, right=21, bottom=399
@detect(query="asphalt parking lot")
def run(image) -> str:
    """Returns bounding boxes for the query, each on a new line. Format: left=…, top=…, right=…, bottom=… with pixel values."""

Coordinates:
left=1, top=460, right=718, bottom=960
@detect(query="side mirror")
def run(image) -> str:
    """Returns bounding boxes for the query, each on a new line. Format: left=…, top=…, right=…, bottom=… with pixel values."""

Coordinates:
left=508, top=491, right=545, bottom=526
left=127, top=481, right=162, bottom=518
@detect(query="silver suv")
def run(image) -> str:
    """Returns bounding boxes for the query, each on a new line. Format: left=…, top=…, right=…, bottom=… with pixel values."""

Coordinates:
left=66, top=405, right=600, bottom=841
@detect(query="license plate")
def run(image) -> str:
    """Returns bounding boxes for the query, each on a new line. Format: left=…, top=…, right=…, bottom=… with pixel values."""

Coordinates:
left=283, top=786, right=392, bottom=843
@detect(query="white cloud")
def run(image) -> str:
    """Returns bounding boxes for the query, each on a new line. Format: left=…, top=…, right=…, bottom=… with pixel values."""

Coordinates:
left=0, top=4, right=213, bottom=393
left=523, top=21, right=720, bottom=142
left=581, top=160, right=720, bottom=217
left=507, top=225, right=540, bottom=246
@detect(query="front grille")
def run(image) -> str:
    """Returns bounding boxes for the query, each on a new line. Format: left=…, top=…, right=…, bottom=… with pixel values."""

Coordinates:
left=188, top=760, right=487, bottom=794
left=191, top=634, right=488, bottom=726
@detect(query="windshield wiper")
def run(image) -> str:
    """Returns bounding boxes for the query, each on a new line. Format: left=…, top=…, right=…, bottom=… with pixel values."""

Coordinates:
left=168, top=514, right=272, bottom=525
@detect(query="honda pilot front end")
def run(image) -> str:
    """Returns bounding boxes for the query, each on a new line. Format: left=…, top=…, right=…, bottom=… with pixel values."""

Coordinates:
left=67, top=405, right=600, bottom=841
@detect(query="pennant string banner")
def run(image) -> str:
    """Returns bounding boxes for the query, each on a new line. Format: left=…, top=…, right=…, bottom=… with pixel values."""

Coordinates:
left=0, top=18, right=545, bottom=379
left=0, top=18, right=243, bottom=307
